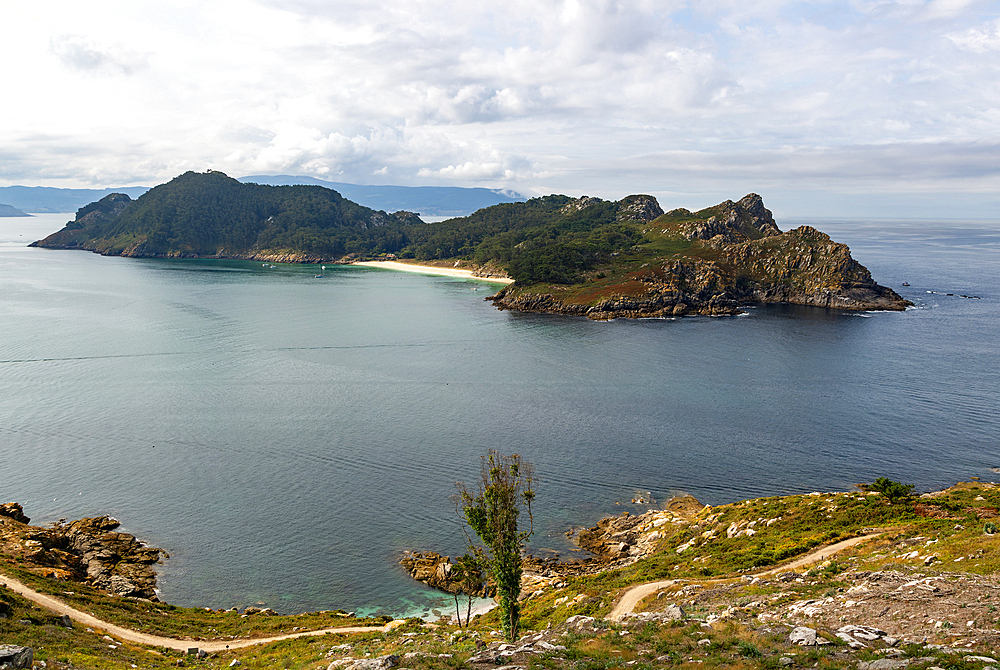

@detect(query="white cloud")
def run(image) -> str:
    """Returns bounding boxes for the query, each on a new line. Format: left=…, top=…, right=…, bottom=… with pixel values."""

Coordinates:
left=49, top=35, right=149, bottom=74
left=0, top=0, right=997, bottom=215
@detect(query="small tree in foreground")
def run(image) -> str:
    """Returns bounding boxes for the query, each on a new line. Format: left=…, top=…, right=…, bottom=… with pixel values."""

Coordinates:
left=450, top=552, right=485, bottom=627
left=456, top=450, right=535, bottom=642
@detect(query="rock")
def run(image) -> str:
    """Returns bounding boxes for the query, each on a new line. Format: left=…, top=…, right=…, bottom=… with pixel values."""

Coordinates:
left=789, top=627, right=817, bottom=646
left=857, top=660, right=911, bottom=670
left=0, top=503, right=29, bottom=524
left=838, top=625, right=886, bottom=641
left=835, top=632, right=866, bottom=649
left=663, top=604, right=685, bottom=620
left=60, top=614, right=73, bottom=628
left=0, top=645, right=33, bottom=670
left=349, top=655, right=400, bottom=670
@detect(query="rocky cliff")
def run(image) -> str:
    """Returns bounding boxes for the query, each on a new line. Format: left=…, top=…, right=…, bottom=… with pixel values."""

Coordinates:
left=489, top=194, right=910, bottom=319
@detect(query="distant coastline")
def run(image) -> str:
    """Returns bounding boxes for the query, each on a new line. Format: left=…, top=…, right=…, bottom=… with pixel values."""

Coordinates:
left=351, top=260, right=515, bottom=284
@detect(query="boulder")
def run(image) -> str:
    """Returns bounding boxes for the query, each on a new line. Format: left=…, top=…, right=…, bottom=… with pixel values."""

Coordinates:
left=789, top=626, right=817, bottom=646
left=0, top=645, right=33, bottom=670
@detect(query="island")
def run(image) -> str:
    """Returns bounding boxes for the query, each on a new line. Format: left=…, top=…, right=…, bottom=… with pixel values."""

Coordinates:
left=30, top=170, right=910, bottom=318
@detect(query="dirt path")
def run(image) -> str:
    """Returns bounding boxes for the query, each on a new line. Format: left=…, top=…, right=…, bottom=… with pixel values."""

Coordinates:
left=0, top=571, right=394, bottom=653
left=607, top=532, right=882, bottom=621
left=1, top=532, right=883, bottom=650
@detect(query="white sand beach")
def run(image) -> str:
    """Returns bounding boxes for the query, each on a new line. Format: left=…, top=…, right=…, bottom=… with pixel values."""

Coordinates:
left=352, top=260, right=514, bottom=284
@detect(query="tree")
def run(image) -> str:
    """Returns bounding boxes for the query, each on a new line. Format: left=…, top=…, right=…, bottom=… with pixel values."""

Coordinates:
left=450, top=552, right=485, bottom=627
left=868, top=477, right=916, bottom=504
left=456, top=451, right=535, bottom=642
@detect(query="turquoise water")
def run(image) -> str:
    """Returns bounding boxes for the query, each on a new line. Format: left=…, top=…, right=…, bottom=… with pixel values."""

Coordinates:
left=1, top=213, right=998, bottom=617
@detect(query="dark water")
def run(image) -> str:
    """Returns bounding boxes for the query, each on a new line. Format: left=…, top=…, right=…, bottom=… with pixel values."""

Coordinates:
left=1, top=214, right=997, bottom=617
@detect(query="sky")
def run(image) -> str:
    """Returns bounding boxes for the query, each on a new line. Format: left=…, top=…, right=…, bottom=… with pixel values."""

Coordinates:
left=2, top=0, right=998, bottom=218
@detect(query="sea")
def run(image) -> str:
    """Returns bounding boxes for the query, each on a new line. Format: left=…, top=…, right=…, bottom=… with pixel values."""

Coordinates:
left=1, top=213, right=997, bottom=618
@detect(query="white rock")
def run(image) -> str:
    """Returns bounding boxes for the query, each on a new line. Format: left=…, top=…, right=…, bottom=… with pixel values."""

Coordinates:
left=789, top=627, right=817, bottom=646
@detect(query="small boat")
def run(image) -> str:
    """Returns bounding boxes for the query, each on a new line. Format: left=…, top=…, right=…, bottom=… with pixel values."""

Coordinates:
left=314, top=274, right=324, bottom=278
left=901, top=282, right=910, bottom=287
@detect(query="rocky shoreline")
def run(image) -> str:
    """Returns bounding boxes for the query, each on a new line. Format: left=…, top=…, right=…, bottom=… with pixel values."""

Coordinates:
left=400, top=495, right=707, bottom=598
left=0, top=503, right=163, bottom=600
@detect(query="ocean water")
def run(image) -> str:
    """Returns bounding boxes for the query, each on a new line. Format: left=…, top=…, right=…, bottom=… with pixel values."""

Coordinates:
left=1, top=213, right=997, bottom=617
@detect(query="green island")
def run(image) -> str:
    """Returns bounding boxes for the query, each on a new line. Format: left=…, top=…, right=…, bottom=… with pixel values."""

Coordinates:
left=3, top=481, right=1000, bottom=669
left=28, top=171, right=910, bottom=319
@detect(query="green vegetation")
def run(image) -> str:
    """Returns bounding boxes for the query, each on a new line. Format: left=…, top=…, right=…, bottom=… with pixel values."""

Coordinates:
left=456, top=451, right=535, bottom=642
left=34, top=173, right=662, bottom=281
left=6, top=482, right=999, bottom=669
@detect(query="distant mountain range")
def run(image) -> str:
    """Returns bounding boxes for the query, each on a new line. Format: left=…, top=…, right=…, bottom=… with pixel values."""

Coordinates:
left=238, top=175, right=525, bottom=216
left=0, top=186, right=151, bottom=214
left=0, top=177, right=525, bottom=217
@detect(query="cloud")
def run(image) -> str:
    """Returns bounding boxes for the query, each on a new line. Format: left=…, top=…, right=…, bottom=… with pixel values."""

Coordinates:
left=1, top=0, right=998, bottom=215
left=49, top=34, right=148, bottom=75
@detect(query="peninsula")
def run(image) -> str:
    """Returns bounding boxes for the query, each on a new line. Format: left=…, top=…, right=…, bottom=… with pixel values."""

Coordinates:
left=30, top=170, right=910, bottom=318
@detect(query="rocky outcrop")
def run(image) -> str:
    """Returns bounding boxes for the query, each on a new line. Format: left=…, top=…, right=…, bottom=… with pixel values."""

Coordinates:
left=0, top=503, right=29, bottom=524
left=404, top=496, right=705, bottom=600
left=616, top=195, right=664, bottom=222
left=559, top=196, right=604, bottom=215
left=0, top=506, right=164, bottom=600
left=678, top=194, right=781, bottom=245
left=399, top=551, right=464, bottom=595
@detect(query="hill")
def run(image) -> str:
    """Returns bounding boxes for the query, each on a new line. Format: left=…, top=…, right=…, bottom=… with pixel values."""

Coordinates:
left=240, top=175, right=525, bottom=216
left=0, top=203, right=31, bottom=217
left=30, top=171, right=422, bottom=262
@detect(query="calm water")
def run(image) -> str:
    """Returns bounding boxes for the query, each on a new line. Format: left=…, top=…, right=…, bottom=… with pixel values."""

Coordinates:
left=1, top=213, right=998, bottom=617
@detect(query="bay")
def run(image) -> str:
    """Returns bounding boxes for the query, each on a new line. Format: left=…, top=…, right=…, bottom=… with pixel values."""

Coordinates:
left=1, top=213, right=997, bottom=617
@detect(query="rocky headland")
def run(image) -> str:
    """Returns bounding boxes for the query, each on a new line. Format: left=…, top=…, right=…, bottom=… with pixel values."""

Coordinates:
left=488, top=194, right=911, bottom=319
left=0, top=503, right=163, bottom=600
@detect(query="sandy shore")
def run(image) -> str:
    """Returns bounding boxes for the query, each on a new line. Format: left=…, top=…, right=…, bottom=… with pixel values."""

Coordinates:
left=352, top=260, right=514, bottom=284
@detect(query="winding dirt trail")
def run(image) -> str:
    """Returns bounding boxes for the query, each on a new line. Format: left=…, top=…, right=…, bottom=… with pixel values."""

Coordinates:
left=1, top=532, right=883, bottom=651
left=607, top=531, right=883, bottom=621
left=0, top=571, right=396, bottom=653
